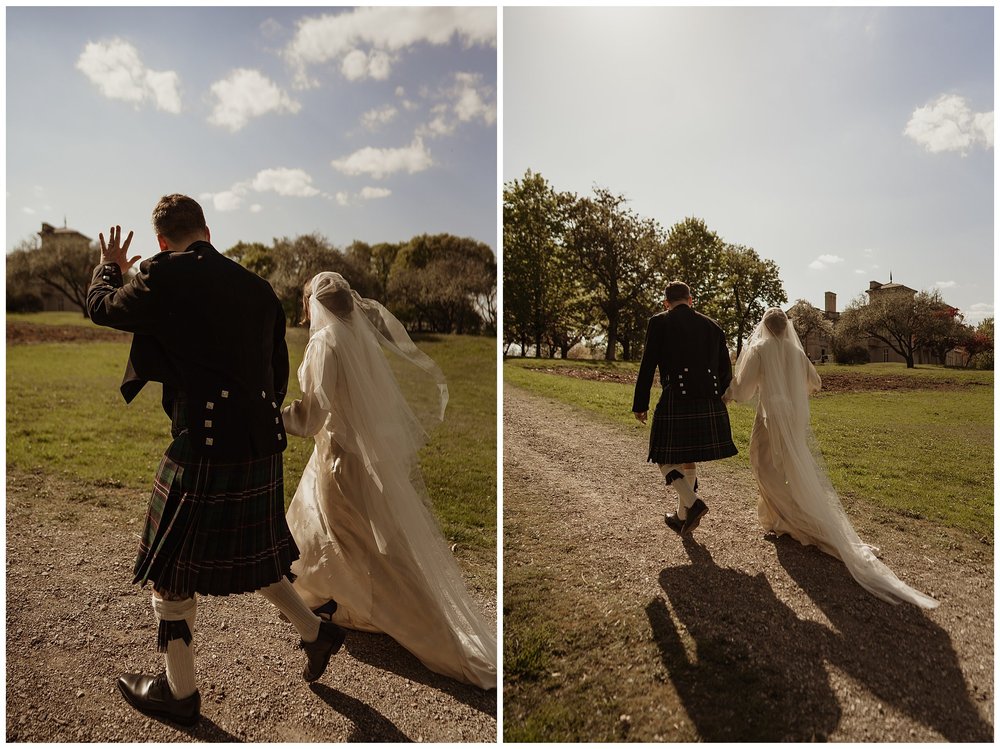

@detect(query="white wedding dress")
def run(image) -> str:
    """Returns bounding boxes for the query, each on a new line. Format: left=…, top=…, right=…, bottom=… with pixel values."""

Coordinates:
left=281, top=272, right=497, bottom=688
left=725, top=308, right=938, bottom=609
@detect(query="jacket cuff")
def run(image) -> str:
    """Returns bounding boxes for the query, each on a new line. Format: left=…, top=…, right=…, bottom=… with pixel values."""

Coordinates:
left=92, top=262, right=123, bottom=287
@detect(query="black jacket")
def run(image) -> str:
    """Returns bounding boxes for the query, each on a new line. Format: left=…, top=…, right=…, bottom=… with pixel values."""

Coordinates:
left=632, top=304, right=732, bottom=413
left=88, top=241, right=289, bottom=460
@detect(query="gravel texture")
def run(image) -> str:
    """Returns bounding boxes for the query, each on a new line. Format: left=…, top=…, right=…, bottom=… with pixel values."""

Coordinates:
left=503, top=385, right=993, bottom=742
left=6, top=469, right=496, bottom=743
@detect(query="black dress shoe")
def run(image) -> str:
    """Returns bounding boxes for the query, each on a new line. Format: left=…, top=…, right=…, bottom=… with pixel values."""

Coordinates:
left=117, top=672, right=200, bottom=726
left=681, top=499, right=709, bottom=535
left=664, top=513, right=684, bottom=535
left=301, top=619, right=347, bottom=682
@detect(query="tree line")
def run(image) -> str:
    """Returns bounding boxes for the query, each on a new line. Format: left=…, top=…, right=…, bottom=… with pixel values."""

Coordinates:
left=503, top=169, right=786, bottom=360
left=7, top=231, right=497, bottom=335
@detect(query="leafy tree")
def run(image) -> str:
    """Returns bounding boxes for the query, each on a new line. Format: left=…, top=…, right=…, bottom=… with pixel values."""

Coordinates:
left=717, top=244, right=787, bottom=357
left=964, top=317, right=993, bottom=369
left=389, top=233, right=495, bottom=334
left=923, top=305, right=967, bottom=365
left=787, top=299, right=834, bottom=343
left=662, top=217, right=727, bottom=321
left=838, top=288, right=957, bottom=368
left=502, top=170, right=586, bottom=357
left=268, top=233, right=375, bottom=324
left=224, top=241, right=274, bottom=279
left=6, top=239, right=43, bottom=312
left=5, top=234, right=95, bottom=317
left=344, top=240, right=402, bottom=305
left=564, top=187, right=668, bottom=361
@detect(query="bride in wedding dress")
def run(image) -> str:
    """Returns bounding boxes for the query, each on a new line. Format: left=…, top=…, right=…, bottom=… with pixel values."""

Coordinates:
left=280, top=271, right=497, bottom=689
left=723, top=307, right=938, bottom=609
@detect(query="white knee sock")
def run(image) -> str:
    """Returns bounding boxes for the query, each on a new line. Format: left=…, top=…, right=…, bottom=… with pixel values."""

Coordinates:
left=659, top=463, right=698, bottom=519
left=684, top=466, right=698, bottom=493
left=151, top=595, right=198, bottom=700
left=259, top=578, right=321, bottom=643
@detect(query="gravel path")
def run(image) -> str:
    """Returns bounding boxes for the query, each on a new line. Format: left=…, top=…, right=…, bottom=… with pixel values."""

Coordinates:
left=6, top=469, right=496, bottom=743
left=503, top=385, right=993, bottom=742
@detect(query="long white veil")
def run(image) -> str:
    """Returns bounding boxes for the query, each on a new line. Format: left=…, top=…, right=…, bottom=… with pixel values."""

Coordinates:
left=294, top=271, right=497, bottom=687
left=733, top=308, right=938, bottom=609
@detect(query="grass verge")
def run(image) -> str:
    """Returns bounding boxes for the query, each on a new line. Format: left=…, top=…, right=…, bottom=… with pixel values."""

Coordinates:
left=7, top=314, right=496, bottom=556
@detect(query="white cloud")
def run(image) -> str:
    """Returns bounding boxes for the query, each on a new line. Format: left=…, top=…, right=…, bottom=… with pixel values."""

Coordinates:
left=416, top=71, right=496, bottom=138
left=331, top=138, right=432, bottom=179
left=207, top=69, right=301, bottom=132
left=339, top=48, right=394, bottom=82
left=202, top=167, right=321, bottom=212
left=335, top=191, right=350, bottom=207
left=252, top=167, right=320, bottom=197
left=934, top=280, right=957, bottom=289
left=22, top=207, right=35, bottom=215
left=360, top=105, right=398, bottom=131
left=208, top=188, right=247, bottom=212
left=260, top=18, right=284, bottom=39
left=808, top=254, right=845, bottom=270
left=285, top=7, right=496, bottom=87
left=963, top=302, right=993, bottom=325
left=854, top=269, right=865, bottom=274
left=359, top=186, right=392, bottom=200
left=904, top=94, right=994, bottom=155
left=76, top=38, right=182, bottom=113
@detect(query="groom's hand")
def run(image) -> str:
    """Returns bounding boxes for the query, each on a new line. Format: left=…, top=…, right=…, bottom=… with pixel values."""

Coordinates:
left=99, top=225, right=141, bottom=274
left=633, top=411, right=647, bottom=424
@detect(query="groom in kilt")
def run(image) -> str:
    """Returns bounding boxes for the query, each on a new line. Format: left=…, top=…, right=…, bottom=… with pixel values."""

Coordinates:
left=632, top=281, right=738, bottom=535
left=88, top=195, right=346, bottom=726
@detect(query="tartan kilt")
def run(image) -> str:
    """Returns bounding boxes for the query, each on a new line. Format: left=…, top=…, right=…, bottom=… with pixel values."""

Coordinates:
left=647, top=389, right=738, bottom=464
left=133, top=433, right=299, bottom=597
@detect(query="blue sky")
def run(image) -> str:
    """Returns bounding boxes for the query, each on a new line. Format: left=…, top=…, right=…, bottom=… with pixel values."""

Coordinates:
left=504, top=6, right=994, bottom=324
left=6, top=6, right=497, bottom=259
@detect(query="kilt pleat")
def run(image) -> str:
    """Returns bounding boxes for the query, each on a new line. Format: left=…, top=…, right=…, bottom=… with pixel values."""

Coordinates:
left=133, top=434, right=298, bottom=597
left=648, top=389, right=738, bottom=464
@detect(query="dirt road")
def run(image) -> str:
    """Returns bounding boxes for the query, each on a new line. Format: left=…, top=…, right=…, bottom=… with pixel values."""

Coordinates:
left=503, top=385, right=993, bottom=742
left=6, top=469, right=496, bottom=742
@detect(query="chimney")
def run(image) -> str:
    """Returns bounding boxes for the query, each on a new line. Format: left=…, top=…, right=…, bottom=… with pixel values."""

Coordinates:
left=824, top=292, right=837, bottom=315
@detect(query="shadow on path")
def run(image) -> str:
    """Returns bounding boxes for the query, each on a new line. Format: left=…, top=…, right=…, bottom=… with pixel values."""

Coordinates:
left=309, top=683, right=412, bottom=742
left=343, top=632, right=496, bottom=716
left=772, top=535, right=993, bottom=742
left=648, top=537, right=839, bottom=741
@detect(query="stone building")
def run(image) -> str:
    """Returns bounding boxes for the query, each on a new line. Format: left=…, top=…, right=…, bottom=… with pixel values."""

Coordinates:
left=794, top=279, right=961, bottom=365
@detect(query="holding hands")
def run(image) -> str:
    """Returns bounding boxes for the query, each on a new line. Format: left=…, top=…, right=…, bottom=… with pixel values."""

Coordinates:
left=99, top=225, right=140, bottom=274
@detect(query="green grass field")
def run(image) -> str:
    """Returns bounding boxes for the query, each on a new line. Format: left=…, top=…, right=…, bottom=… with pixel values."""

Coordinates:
left=7, top=313, right=497, bottom=553
left=505, top=357, right=993, bottom=538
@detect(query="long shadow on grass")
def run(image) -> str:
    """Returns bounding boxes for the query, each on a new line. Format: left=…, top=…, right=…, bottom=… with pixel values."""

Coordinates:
left=648, top=538, right=840, bottom=741
left=342, top=632, right=497, bottom=716
left=772, top=535, right=993, bottom=742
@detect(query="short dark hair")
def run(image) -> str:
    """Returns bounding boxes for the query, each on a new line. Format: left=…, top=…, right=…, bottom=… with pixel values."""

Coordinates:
left=152, top=194, right=206, bottom=242
left=664, top=281, right=692, bottom=303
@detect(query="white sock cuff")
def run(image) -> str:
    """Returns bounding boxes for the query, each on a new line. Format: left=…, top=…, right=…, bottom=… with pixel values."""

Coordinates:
left=152, top=595, right=196, bottom=622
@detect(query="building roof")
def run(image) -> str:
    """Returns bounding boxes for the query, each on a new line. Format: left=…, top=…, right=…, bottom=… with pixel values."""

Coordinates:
left=38, top=222, right=91, bottom=242
left=868, top=280, right=916, bottom=295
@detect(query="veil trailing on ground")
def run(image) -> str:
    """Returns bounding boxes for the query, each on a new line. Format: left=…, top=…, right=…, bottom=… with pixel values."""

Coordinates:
left=731, top=308, right=938, bottom=609
left=289, top=271, right=496, bottom=687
